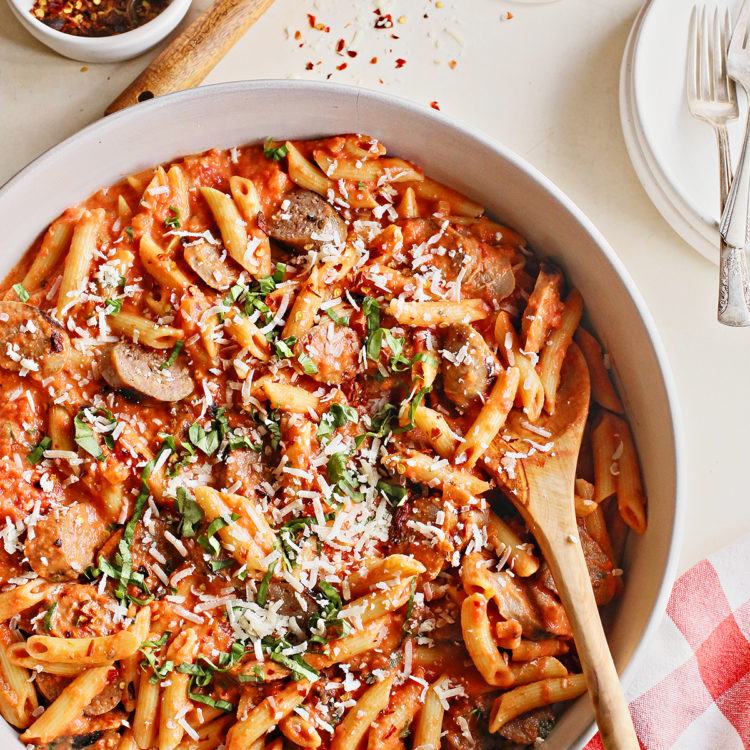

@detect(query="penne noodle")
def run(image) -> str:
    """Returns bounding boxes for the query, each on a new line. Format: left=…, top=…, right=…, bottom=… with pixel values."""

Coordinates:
left=461, top=593, right=513, bottom=687
left=20, top=664, right=114, bottom=743
left=575, top=327, right=624, bottom=414
left=382, top=449, right=490, bottom=495
left=387, top=298, right=489, bottom=326
left=330, top=675, right=394, bottom=750
left=0, top=580, right=51, bottom=621
left=26, top=631, right=139, bottom=664
left=488, top=674, right=587, bottom=733
left=109, top=311, right=184, bottom=349
left=56, top=208, right=103, bottom=316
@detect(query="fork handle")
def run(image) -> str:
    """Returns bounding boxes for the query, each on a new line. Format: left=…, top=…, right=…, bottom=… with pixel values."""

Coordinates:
left=716, top=125, right=750, bottom=325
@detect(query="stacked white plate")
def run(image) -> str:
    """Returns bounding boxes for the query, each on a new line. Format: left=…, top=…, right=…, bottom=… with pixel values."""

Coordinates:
left=620, top=0, right=744, bottom=263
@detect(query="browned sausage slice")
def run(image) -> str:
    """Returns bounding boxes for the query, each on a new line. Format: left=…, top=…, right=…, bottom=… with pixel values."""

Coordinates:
left=25, top=503, right=108, bottom=582
left=0, top=301, right=69, bottom=377
left=183, top=241, right=238, bottom=291
left=268, top=189, right=348, bottom=251
left=100, top=342, right=193, bottom=402
left=440, top=324, right=499, bottom=410
left=298, top=322, right=361, bottom=385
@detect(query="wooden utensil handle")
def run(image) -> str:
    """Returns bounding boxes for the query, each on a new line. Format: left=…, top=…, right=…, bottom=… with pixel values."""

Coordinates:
left=105, top=0, right=275, bottom=115
left=539, top=525, right=639, bottom=750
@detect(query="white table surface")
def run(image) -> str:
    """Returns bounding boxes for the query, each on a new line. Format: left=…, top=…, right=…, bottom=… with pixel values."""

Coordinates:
left=0, top=0, right=745, bottom=577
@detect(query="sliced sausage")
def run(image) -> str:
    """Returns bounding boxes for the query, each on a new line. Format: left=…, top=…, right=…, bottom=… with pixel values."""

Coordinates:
left=440, top=324, right=499, bottom=410
left=35, top=671, right=122, bottom=716
left=298, top=322, right=361, bottom=385
left=268, top=189, right=347, bottom=251
left=38, top=584, right=118, bottom=639
left=25, top=502, right=108, bottom=582
left=0, top=301, right=69, bottom=377
left=184, top=241, right=239, bottom=291
left=99, top=342, right=193, bottom=402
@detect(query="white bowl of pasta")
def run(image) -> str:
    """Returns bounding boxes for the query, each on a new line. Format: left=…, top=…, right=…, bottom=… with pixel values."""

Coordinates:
left=0, top=81, right=682, bottom=750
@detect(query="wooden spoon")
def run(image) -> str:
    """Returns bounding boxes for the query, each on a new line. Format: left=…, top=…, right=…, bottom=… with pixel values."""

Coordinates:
left=105, top=0, right=275, bottom=115
left=488, top=344, right=639, bottom=749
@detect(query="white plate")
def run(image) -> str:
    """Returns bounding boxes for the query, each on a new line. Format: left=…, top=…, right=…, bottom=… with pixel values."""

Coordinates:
left=0, top=80, right=683, bottom=750
left=622, top=0, right=744, bottom=263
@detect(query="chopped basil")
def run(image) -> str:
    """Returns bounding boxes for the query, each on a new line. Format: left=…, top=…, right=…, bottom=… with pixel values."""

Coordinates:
left=73, top=413, right=104, bottom=461
left=124, top=226, right=134, bottom=239
left=317, top=403, right=358, bottom=443
left=377, top=480, right=408, bottom=506
left=175, top=487, right=203, bottom=538
left=27, top=435, right=51, bottom=465
left=208, top=559, right=235, bottom=572
left=165, top=205, right=181, bottom=230
left=327, top=452, right=364, bottom=503
left=256, top=559, right=277, bottom=607
left=274, top=335, right=297, bottom=359
left=325, top=307, right=349, bottom=326
left=104, top=298, right=123, bottom=315
left=297, top=352, right=318, bottom=374
left=160, top=340, right=184, bottom=370
left=198, top=513, right=240, bottom=556
left=393, top=385, right=432, bottom=434
left=12, top=283, right=29, bottom=303
left=42, top=603, right=57, bottom=631
left=403, top=577, right=417, bottom=631
left=263, top=139, right=290, bottom=161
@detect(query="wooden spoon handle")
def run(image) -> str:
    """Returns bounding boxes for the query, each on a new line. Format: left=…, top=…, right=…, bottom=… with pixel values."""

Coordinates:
left=540, top=526, right=639, bottom=749
left=105, top=0, right=275, bottom=115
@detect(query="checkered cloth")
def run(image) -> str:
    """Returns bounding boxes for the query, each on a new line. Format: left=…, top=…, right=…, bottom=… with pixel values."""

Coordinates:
left=584, top=532, right=750, bottom=749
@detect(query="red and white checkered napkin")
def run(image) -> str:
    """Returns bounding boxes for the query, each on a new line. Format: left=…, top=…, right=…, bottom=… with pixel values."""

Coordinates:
left=585, top=532, right=750, bottom=750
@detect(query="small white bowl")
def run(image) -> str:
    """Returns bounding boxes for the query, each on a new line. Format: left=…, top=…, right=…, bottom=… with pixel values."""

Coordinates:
left=5, top=0, right=191, bottom=63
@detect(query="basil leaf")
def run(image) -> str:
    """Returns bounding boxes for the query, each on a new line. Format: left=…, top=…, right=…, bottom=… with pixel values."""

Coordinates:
left=27, top=435, right=51, bottom=465
left=198, top=513, right=239, bottom=556
left=377, top=481, right=408, bottom=506
left=12, top=283, right=29, bottom=302
left=175, top=487, right=203, bottom=538
left=274, top=335, right=297, bottom=359
left=43, top=603, right=57, bottom=631
left=317, top=581, right=342, bottom=610
left=73, top=413, right=104, bottom=461
left=256, top=559, right=277, bottom=607
left=165, top=205, right=181, bottom=230
left=317, top=403, right=358, bottom=442
left=327, top=453, right=364, bottom=502
left=325, top=308, right=349, bottom=326
left=161, top=340, right=184, bottom=370
left=268, top=651, right=319, bottom=683
left=297, top=353, right=318, bottom=374
left=104, top=298, right=123, bottom=315
left=263, top=139, right=290, bottom=161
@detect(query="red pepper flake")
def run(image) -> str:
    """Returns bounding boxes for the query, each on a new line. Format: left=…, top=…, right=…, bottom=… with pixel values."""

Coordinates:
left=370, top=56, right=378, bottom=64
left=306, top=12, right=330, bottom=31
left=391, top=34, right=399, bottom=39
left=374, top=9, right=394, bottom=28
left=336, top=38, right=345, bottom=53
left=336, top=62, right=348, bottom=71
left=430, top=101, right=440, bottom=110
left=506, top=11, right=514, bottom=19
left=449, top=60, right=457, bottom=70
left=395, top=58, right=406, bottom=68
left=306, top=62, right=314, bottom=70
left=294, top=30, right=301, bottom=40
left=347, top=50, right=358, bottom=58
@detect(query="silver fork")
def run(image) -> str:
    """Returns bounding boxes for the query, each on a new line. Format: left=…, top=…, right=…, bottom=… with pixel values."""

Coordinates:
left=688, top=5, right=750, bottom=326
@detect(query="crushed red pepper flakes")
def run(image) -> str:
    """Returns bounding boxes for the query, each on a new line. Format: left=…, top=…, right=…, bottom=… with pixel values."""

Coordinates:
left=307, top=13, right=330, bottom=32
left=336, top=38, right=345, bottom=53
left=374, top=9, right=394, bottom=28
left=347, top=50, right=358, bottom=58
left=336, top=62, right=348, bottom=71
left=370, top=56, right=378, bottom=64
left=294, top=30, right=301, bottom=40
left=395, top=58, right=406, bottom=68
left=449, top=59, right=457, bottom=69
left=430, top=101, right=440, bottom=110
left=506, top=11, right=514, bottom=19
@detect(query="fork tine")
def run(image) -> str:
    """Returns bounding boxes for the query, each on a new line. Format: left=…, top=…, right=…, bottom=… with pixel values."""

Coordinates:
left=687, top=5, right=698, bottom=100
left=707, top=7, right=716, bottom=99
left=730, top=0, right=750, bottom=55
left=723, top=8, right=736, bottom=97
left=699, top=6, right=708, bottom=100
left=712, top=8, right=722, bottom=98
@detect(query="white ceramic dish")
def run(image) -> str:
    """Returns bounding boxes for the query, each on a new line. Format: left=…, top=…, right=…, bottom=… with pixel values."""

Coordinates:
left=5, top=0, right=190, bottom=63
left=621, top=0, right=744, bottom=264
left=0, top=80, right=683, bottom=750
